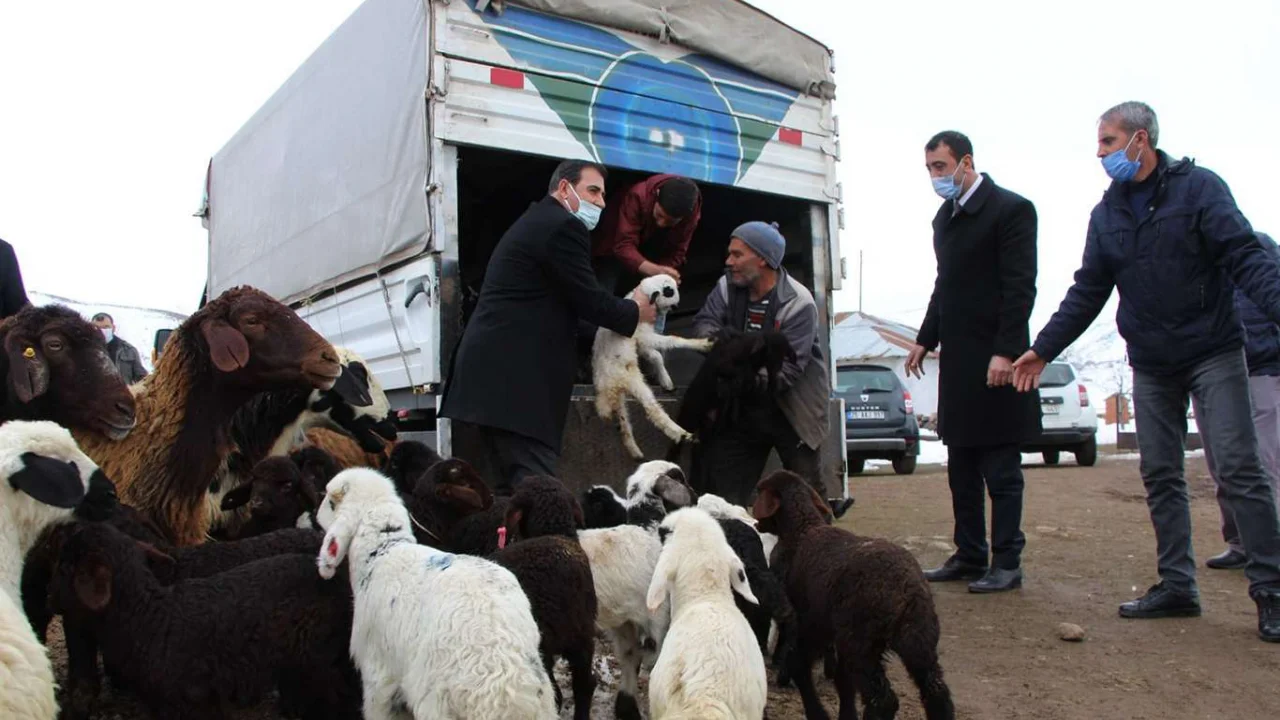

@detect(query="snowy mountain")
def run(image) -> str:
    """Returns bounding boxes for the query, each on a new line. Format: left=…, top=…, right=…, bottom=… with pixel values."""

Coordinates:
left=1054, top=296, right=1131, bottom=402
left=29, top=291, right=189, bottom=374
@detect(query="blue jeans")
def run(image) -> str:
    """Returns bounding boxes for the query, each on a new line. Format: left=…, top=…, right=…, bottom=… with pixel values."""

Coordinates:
left=1134, top=349, right=1280, bottom=596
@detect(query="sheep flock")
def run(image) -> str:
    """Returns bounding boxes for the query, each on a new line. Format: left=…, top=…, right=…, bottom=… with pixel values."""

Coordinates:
left=0, top=288, right=953, bottom=720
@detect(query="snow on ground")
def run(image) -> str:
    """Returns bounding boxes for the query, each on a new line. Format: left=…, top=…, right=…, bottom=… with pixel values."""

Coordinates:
left=29, top=291, right=189, bottom=373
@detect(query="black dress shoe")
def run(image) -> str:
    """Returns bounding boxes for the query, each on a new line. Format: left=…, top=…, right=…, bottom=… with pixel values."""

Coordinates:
left=1119, top=582, right=1201, bottom=619
left=969, top=567, right=1023, bottom=593
left=1255, top=590, right=1280, bottom=643
left=923, top=556, right=988, bottom=582
left=1206, top=548, right=1248, bottom=570
left=827, top=497, right=855, bottom=519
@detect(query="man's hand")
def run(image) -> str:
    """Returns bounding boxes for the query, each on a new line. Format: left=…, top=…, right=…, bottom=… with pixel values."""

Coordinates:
left=631, top=287, right=658, bottom=325
left=639, top=261, right=681, bottom=284
left=906, top=344, right=927, bottom=379
left=987, top=355, right=1014, bottom=387
left=1012, top=350, right=1047, bottom=392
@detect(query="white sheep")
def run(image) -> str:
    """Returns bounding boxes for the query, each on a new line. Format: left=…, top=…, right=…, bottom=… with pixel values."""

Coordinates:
left=0, top=420, right=106, bottom=720
left=316, top=467, right=556, bottom=720
left=645, top=508, right=767, bottom=720
left=592, top=274, right=713, bottom=459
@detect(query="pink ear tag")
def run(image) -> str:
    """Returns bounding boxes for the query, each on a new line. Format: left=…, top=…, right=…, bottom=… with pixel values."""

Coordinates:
left=497, top=527, right=508, bottom=549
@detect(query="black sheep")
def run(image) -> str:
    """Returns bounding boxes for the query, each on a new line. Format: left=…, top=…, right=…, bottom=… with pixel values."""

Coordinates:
left=753, top=471, right=954, bottom=720
left=405, top=457, right=509, bottom=553
left=48, top=522, right=357, bottom=720
left=492, top=476, right=596, bottom=719
left=380, top=439, right=443, bottom=498
left=717, top=516, right=797, bottom=674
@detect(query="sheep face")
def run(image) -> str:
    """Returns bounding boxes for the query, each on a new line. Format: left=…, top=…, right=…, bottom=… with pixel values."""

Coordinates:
left=0, top=305, right=137, bottom=440
left=503, top=475, right=584, bottom=541
left=220, top=457, right=320, bottom=536
left=195, top=287, right=342, bottom=394
left=308, top=354, right=399, bottom=452
left=416, top=458, right=493, bottom=516
left=381, top=441, right=443, bottom=496
left=646, top=507, right=756, bottom=612
left=316, top=467, right=403, bottom=579
left=636, top=274, right=680, bottom=313
left=751, top=470, right=833, bottom=535
left=1, top=420, right=114, bottom=533
left=625, top=461, right=696, bottom=514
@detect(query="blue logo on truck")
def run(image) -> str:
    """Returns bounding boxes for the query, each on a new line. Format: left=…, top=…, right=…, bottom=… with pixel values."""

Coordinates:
left=464, top=0, right=801, bottom=185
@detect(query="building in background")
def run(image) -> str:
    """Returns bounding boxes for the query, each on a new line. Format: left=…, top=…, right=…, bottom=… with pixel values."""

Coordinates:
left=832, top=311, right=939, bottom=418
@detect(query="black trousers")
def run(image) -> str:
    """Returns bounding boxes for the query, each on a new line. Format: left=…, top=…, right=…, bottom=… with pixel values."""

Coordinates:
left=696, top=402, right=825, bottom=506
left=946, top=443, right=1026, bottom=570
left=479, top=425, right=559, bottom=496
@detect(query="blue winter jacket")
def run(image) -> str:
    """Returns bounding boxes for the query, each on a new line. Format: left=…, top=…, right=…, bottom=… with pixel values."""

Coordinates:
left=1033, top=152, right=1280, bottom=375
left=1236, top=233, right=1280, bottom=376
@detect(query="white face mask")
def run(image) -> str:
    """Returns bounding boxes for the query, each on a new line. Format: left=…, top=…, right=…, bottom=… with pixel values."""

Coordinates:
left=101, top=328, right=114, bottom=343
left=567, top=183, right=602, bottom=231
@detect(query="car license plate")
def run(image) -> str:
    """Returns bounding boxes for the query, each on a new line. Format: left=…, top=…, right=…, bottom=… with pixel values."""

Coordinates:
left=1041, top=404, right=1060, bottom=415
left=847, top=410, right=886, bottom=420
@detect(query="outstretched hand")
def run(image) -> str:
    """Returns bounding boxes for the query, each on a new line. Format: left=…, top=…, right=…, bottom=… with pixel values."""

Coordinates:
left=1012, top=350, right=1047, bottom=392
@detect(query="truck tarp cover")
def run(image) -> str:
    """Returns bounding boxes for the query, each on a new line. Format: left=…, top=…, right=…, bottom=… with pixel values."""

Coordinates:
left=207, top=0, right=429, bottom=304
left=503, top=0, right=835, bottom=97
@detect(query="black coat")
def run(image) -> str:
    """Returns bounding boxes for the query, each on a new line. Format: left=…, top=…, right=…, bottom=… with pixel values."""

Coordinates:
left=0, top=239, right=30, bottom=320
left=440, top=196, right=639, bottom=451
left=916, top=174, right=1041, bottom=447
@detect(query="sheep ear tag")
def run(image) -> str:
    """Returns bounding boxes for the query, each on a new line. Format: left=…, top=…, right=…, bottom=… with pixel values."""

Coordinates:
left=331, top=364, right=374, bottom=407
left=497, top=526, right=508, bottom=549
left=10, top=452, right=86, bottom=508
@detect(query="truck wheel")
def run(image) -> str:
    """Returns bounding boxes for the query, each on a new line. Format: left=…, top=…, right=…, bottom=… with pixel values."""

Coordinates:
left=1075, top=436, right=1098, bottom=467
left=848, top=457, right=865, bottom=475
left=1043, top=450, right=1060, bottom=465
left=892, top=454, right=917, bottom=475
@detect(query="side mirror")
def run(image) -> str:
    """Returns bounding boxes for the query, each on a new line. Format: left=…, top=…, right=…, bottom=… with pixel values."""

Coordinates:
left=154, top=329, right=174, bottom=358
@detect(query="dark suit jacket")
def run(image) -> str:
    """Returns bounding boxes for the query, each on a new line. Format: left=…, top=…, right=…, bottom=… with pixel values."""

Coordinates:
left=440, top=195, right=639, bottom=450
left=916, top=174, right=1041, bottom=447
left=0, top=239, right=30, bottom=320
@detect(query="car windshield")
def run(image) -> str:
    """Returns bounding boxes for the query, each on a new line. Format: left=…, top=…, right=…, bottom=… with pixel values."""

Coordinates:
left=1040, top=363, right=1075, bottom=388
left=836, top=367, right=898, bottom=394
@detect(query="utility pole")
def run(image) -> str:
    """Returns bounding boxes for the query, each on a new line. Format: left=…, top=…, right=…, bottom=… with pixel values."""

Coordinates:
left=858, top=250, right=863, bottom=312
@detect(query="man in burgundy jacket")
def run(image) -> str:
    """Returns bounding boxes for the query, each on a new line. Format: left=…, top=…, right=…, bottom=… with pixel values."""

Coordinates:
left=591, top=173, right=701, bottom=295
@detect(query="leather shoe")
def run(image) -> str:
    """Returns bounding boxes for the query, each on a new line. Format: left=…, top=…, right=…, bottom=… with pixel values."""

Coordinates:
left=1206, top=548, right=1248, bottom=570
left=969, top=567, right=1023, bottom=593
left=1119, top=582, right=1201, bottom=619
left=923, top=556, right=987, bottom=583
left=1255, top=590, right=1280, bottom=643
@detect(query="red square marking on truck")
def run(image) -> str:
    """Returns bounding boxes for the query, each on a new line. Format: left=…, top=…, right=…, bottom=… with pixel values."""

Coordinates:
left=490, top=68, right=525, bottom=89
left=778, top=127, right=803, bottom=146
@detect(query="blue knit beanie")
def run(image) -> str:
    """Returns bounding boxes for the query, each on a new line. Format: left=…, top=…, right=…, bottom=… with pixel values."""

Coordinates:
left=732, top=221, right=785, bottom=269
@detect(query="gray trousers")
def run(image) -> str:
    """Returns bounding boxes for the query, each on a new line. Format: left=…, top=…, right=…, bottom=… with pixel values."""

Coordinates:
left=1196, top=374, right=1280, bottom=554
left=1133, top=349, right=1280, bottom=596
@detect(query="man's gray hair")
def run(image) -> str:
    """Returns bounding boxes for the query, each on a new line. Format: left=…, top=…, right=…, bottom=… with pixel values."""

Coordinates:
left=1100, top=101, right=1159, bottom=148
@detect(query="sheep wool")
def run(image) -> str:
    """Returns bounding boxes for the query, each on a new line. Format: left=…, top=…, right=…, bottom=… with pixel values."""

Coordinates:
left=317, top=468, right=556, bottom=720
left=645, top=508, right=767, bottom=720
left=0, top=589, right=55, bottom=720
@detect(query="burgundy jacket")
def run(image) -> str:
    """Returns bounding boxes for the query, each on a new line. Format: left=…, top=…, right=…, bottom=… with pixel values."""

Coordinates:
left=592, top=174, right=701, bottom=273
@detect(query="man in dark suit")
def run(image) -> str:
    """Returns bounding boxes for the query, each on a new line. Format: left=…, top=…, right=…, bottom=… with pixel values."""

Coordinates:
left=0, top=238, right=30, bottom=320
left=440, top=159, right=656, bottom=493
left=906, top=130, right=1040, bottom=594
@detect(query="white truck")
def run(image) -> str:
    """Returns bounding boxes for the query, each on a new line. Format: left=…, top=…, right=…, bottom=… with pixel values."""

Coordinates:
left=198, top=0, right=848, bottom=493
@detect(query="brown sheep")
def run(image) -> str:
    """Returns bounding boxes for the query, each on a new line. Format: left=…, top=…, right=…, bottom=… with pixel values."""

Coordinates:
left=72, top=287, right=342, bottom=547
left=303, top=426, right=393, bottom=470
left=753, top=470, right=955, bottom=720
left=0, top=304, right=136, bottom=436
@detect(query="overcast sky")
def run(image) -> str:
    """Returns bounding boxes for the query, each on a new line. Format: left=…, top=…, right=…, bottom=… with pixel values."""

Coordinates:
left=2, top=0, right=1277, bottom=337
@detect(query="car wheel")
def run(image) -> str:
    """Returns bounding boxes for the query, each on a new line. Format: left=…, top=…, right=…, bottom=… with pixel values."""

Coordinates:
left=848, top=457, right=865, bottom=475
left=1043, top=450, right=1060, bottom=465
left=1075, top=436, right=1098, bottom=467
left=892, top=454, right=917, bottom=475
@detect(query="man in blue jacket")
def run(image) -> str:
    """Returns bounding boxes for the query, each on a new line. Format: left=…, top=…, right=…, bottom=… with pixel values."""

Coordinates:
left=1012, top=102, right=1280, bottom=642
left=1197, top=232, right=1280, bottom=571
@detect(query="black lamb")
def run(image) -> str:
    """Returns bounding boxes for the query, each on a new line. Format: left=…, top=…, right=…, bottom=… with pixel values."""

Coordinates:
left=380, top=439, right=444, bottom=498
left=404, top=457, right=509, bottom=553
left=717, top=516, right=797, bottom=674
left=753, top=470, right=954, bottom=720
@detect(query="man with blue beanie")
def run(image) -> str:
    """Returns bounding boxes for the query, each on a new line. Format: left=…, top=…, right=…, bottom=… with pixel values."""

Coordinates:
left=692, top=221, right=842, bottom=513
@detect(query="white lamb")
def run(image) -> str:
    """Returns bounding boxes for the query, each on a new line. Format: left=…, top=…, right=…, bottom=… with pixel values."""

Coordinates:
left=316, top=467, right=555, bottom=720
left=696, top=492, right=779, bottom=563
left=645, top=508, right=767, bottom=720
left=593, top=274, right=714, bottom=459
left=0, top=421, right=107, bottom=720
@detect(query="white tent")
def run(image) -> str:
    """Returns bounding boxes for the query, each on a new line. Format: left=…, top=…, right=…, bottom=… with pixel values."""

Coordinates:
left=832, top=311, right=939, bottom=418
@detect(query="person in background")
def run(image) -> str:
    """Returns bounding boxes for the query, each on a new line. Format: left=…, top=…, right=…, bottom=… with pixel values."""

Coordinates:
left=91, top=312, right=148, bottom=384
left=691, top=221, right=842, bottom=514
left=441, top=159, right=655, bottom=494
left=592, top=174, right=702, bottom=304
left=905, top=130, right=1041, bottom=595
left=0, top=238, right=31, bottom=320
left=1013, top=101, right=1280, bottom=642
left=1196, top=232, right=1280, bottom=571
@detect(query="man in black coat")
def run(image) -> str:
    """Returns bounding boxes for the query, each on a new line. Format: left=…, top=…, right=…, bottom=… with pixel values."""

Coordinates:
left=906, top=130, right=1040, bottom=594
left=440, top=159, right=656, bottom=493
left=0, top=238, right=31, bottom=320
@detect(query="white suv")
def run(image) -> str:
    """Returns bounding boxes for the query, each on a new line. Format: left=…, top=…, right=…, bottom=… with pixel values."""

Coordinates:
left=1020, top=361, right=1099, bottom=466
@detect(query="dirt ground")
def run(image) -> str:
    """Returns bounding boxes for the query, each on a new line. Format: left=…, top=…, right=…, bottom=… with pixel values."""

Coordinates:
left=44, top=451, right=1280, bottom=719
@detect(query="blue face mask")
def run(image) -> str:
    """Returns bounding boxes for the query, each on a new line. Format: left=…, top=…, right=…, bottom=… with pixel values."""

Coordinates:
left=1101, top=133, right=1143, bottom=182
left=931, top=160, right=966, bottom=200
left=568, top=184, right=602, bottom=231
